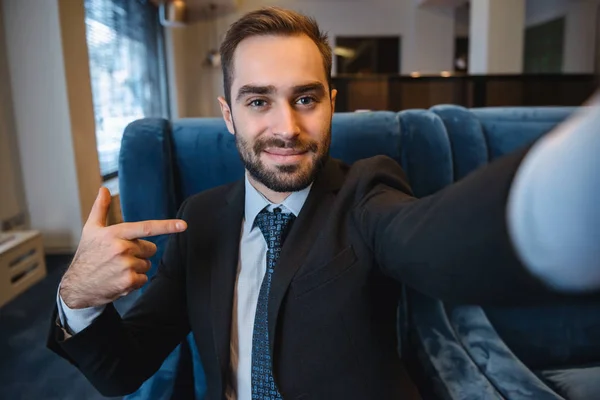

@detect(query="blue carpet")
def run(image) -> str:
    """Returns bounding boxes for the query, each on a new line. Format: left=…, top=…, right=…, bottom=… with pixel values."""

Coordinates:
left=0, top=255, right=139, bottom=400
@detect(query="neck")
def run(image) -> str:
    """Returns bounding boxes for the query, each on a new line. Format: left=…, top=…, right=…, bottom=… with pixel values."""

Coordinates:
left=247, top=172, right=292, bottom=204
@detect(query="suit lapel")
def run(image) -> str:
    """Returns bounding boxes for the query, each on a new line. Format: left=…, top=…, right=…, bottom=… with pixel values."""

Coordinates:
left=267, top=158, right=345, bottom=356
left=210, top=180, right=244, bottom=389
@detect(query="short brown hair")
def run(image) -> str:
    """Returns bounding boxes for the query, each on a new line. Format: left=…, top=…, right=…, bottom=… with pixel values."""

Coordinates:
left=219, top=7, right=332, bottom=105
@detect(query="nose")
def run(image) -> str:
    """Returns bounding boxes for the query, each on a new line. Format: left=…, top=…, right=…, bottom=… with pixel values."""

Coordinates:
left=272, top=102, right=300, bottom=139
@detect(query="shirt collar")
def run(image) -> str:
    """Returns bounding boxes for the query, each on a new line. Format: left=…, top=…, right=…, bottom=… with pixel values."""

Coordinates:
left=243, top=173, right=312, bottom=234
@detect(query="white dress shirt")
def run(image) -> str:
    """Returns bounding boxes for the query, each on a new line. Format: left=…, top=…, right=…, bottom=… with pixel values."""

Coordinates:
left=226, top=177, right=311, bottom=399
left=58, top=174, right=311, bottom=400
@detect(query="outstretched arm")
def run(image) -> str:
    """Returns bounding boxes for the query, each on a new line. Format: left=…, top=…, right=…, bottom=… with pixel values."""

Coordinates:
left=355, top=95, right=600, bottom=304
left=355, top=150, right=549, bottom=305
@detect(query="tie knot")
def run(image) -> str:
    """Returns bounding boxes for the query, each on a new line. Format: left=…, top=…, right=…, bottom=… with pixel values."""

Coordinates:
left=254, top=208, right=295, bottom=249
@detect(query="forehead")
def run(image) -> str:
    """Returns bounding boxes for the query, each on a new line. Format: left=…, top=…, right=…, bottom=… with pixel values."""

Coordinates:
left=231, top=34, right=328, bottom=93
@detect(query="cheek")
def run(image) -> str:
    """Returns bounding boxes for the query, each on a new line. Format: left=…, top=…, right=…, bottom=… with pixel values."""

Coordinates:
left=233, top=110, right=269, bottom=139
left=302, top=111, right=331, bottom=142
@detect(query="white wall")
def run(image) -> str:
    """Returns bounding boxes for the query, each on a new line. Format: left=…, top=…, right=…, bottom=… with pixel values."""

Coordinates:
left=563, top=0, right=599, bottom=73
left=2, top=0, right=101, bottom=252
left=168, top=0, right=457, bottom=117
left=456, top=0, right=598, bottom=73
left=403, top=4, right=455, bottom=74
left=458, top=1, right=571, bottom=40
left=166, top=20, right=225, bottom=118
left=525, top=0, right=570, bottom=26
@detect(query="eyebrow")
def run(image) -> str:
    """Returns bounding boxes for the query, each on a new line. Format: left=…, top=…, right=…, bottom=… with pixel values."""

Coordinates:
left=291, top=82, right=326, bottom=97
left=235, top=85, right=276, bottom=103
left=235, top=82, right=327, bottom=103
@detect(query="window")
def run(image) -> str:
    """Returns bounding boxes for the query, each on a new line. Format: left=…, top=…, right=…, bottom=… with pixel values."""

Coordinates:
left=84, top=0, right=169, bottom=180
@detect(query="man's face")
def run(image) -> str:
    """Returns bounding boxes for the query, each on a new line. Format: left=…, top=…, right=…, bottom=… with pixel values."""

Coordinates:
left=218, top=34, right=336, bottom=193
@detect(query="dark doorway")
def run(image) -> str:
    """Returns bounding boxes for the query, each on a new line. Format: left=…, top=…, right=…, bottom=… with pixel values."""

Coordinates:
left=524, top=17, right=565, bottom=73
left=335, top=37, right=400, bottom=75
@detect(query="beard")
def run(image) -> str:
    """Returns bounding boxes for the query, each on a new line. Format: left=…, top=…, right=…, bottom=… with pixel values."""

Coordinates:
left=235, top=128, right=331, bottom=193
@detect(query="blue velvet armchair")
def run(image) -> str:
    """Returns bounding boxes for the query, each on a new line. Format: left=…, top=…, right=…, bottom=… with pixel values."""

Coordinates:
left=118, top=106, right=600, bottom=399
left=118, top=111, right=406, bottom=399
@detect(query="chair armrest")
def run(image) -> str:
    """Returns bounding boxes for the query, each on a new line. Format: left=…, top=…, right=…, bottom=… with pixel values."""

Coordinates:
left=407, top=289, right=502, bottom=399
left=119, top=118, right=179, bottom=278
left=448, top=305, right=564, bottom=400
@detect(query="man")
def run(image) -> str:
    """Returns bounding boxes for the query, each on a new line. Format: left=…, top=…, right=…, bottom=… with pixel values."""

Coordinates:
left=48, top=7, right=599, bottom=400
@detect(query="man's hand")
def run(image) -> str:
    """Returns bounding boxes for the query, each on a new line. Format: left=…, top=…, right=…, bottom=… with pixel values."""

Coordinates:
left=60, top=187, right=187, bottom=309
left=508, top=92, right=600, bottom=292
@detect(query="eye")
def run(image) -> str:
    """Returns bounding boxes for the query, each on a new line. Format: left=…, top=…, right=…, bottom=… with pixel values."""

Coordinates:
left=296, top=96, right=316, bottom=106
left=248, top=99, right=268, bottom=108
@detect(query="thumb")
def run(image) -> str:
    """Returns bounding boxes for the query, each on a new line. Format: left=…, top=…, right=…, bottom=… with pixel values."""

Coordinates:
left=87, top=187, right=111, bottom=227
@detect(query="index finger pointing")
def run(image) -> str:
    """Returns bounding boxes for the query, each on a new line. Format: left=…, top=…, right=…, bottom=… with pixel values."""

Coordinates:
left=115, top=219, right=187, bottom=240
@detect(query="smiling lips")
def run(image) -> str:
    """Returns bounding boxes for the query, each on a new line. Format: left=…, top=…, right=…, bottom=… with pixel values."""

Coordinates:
left=263, top=148, right=308, bottom=163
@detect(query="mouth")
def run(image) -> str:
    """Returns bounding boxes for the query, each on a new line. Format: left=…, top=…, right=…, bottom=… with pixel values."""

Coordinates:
left=263, top=148, right=309, bottom=163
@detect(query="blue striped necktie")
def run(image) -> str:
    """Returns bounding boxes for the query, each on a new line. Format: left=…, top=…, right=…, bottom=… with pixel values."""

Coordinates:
left=251, top=207, right=295, bottom=399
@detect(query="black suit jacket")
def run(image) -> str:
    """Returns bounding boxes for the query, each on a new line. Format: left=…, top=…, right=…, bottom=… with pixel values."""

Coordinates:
left=47, top=151, right=553, bottom=399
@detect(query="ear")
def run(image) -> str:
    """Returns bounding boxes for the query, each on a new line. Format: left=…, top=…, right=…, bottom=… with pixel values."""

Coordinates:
left=330, top=89, right=337, bottom=112
left=218, top=96, right=235, bottom=135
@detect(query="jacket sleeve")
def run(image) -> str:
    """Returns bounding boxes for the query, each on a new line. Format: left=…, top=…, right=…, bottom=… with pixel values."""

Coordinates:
left=46, top=199, right=192, bottom=397
left=353, top=149, right=559, bottom=305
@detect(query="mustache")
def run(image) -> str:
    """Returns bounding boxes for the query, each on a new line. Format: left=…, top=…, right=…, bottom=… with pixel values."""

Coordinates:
left=253, top=137, right=319, bottom=154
